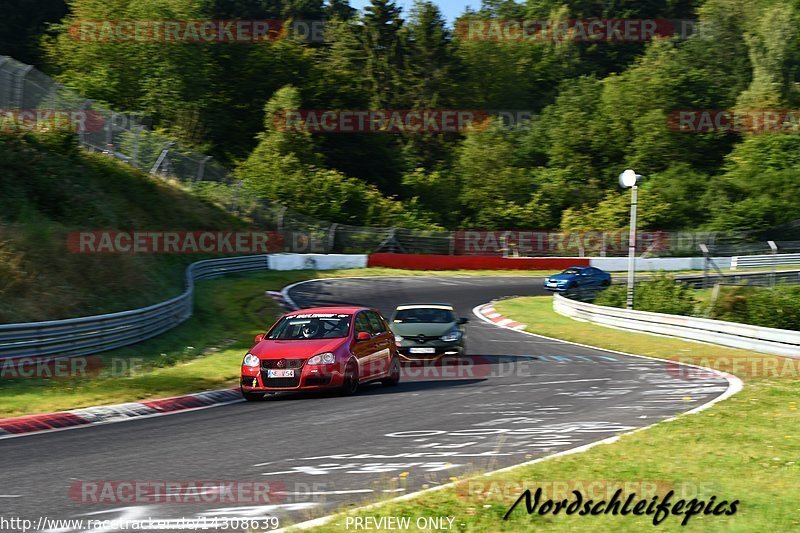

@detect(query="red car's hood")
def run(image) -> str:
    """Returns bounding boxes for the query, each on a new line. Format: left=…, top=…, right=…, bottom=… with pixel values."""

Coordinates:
left=250, top=338, right=348, bottom=359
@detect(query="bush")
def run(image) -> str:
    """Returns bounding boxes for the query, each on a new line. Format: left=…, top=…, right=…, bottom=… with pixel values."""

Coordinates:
left=710, top=285, right=800, bottom=331
left=596, top=280, right=800, bottom=332
left=593, top=284, right=626, bottom=308
left=593, top=274, right=695, bottom=316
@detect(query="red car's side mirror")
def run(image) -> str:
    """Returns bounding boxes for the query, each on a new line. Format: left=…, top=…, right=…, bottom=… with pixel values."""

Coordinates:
left=356, top=331, right=371, bottom=342
left=254, top=333, right=265, bottom=343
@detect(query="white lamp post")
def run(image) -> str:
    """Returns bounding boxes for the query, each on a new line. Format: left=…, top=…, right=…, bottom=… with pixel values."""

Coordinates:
left=619, top=169, right=642, bottom=310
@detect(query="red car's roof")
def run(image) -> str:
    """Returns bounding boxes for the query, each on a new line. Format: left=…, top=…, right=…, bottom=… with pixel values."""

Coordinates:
left=286, top=306, right=365, bottom=315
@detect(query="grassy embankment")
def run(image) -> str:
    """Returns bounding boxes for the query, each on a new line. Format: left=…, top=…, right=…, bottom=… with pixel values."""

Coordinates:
left=0, top=132, right=245, bottom=323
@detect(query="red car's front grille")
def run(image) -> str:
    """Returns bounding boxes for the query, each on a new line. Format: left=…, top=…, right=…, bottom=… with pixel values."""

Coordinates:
left=260, top=375, right=301, bottom=388
left=260, top=358, right=306, bottom=369
left=260, top=358, right=305, bottom=388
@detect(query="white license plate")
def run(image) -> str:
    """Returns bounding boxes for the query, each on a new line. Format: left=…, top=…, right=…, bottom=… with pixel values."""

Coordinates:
left=547, top=282, right=557, bottom=286
left=267, top=369, right=295, bottom=378
left=409, top=347, right=436, bottom=354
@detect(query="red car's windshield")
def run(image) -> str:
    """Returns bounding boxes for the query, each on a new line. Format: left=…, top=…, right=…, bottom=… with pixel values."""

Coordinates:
left=267, top=313, right=352, bottom=340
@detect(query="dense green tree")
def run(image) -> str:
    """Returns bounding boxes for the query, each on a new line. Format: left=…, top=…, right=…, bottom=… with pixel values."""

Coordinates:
left=704, top=135, right=800, bottom=231
left=362, top=0, right=406, bottom=108
left=399, top=1, right=462, bottom=171
left=735, top=4, right=800, bottom=109
left=326, top=0, right=357, bottom=20
left=455, top=121, right=553, bottom=229
left=22, top=0, right=800, bottom=232
left=237, top=86, right=437, bottom=227
left=401, top=167, right=461, bottom=226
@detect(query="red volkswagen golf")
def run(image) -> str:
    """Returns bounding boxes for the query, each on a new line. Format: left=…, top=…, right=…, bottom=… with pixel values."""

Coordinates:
left=240, top=306, right=400, bottom=400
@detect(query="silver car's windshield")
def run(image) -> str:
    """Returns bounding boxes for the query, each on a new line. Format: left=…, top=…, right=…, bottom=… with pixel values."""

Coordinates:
left=393, top=308, right=455, bottom=324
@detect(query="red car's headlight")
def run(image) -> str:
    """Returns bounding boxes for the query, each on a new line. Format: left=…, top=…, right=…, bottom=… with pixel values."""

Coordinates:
left=307, top=352, right=336, bottom=365
left=243, top=353, right=260, bottom=367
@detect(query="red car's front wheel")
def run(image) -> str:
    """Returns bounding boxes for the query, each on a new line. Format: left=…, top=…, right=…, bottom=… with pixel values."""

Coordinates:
left=341, top=359, right=360, bottom=396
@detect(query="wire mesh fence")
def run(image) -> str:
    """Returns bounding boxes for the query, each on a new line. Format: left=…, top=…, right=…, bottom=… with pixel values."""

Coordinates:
left=2, top=55, right=798, bottom=257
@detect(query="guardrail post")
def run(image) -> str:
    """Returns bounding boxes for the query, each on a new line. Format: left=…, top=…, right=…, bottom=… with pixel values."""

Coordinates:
left=0, top=57, right=11, bottom=107
left=768, top=240, right=778, bottom=288
left=231, top=180, right=243, bottom=213
left=327, top=223, right=338, bottom=253
left=78, top=100, right=90, bottom=147
left=276, top=206, right=287, bottom=231
left=131, top=125, right=141, bottom=167
left=709, top=282, right=721, bottom=313
left=197, top=155, right=212, bottom=183
left=149, top=142, right=173, bottom=175
left=700, top=243, right=710, bottom=289
left=14, top=64, right=33, bottom=108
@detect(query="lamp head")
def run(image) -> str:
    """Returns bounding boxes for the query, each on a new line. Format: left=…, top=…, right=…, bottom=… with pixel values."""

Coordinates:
left=619, top=169, right=641, bottom=188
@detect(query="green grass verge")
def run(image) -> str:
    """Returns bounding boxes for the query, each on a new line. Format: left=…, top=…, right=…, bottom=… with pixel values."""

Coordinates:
left=0, top=268, right=554, bottom=418
left=306, top=296, right=799, bottom=532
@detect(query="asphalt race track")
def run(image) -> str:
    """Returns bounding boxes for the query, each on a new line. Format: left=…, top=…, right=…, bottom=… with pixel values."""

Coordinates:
left=0, top=277, right=731, bottom=532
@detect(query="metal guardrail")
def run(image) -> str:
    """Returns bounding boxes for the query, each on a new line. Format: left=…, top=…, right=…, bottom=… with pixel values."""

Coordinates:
left=731, top=253, right=800, bottom=270
left=0, top=255, right=270, bottom=360
left=675, top=270, right=800, bottom=289
left=553, top=293, right=800, bottom=357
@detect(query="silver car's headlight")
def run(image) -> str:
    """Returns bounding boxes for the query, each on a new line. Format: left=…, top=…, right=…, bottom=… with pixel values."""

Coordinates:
left=441, top=330, right=461, bottom=342
left=394, top=335, right=404, bottom=342
left=308, top=352, right=336, bottom=365
left=243, top=353, right=260, bottom=367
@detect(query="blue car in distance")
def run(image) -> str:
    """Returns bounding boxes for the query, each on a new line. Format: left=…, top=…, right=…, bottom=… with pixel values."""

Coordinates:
left=544, top=266, right=612, bottom=291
